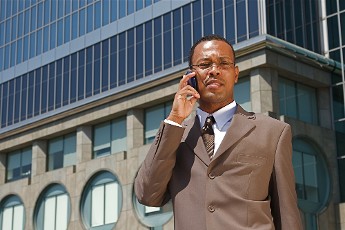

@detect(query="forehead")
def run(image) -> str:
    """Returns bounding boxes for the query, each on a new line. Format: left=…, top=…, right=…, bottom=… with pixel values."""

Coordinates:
left=193, top=40, right=233, bottom=59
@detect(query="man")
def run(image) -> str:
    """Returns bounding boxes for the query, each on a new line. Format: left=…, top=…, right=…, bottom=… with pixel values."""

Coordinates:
left=135, top=34, right=302, bottom=230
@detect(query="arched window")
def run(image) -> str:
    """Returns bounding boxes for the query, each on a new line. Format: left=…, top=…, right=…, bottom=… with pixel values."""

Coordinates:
left=34, top=184, right=71, bottom=230
left=0, top=195, right=25, bottom=230
left=292, top=138, right=331, bottom=230
left=80, top=171, right=122, bottom=230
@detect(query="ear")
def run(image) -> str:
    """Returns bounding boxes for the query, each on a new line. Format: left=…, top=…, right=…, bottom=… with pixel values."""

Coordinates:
left=234, top=66, right=239, bottom=83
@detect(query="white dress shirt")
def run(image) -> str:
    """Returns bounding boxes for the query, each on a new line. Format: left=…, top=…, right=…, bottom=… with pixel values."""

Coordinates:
left=165, top=100, right=237, bottom=157
left=196, top=100, right=237, bottom=155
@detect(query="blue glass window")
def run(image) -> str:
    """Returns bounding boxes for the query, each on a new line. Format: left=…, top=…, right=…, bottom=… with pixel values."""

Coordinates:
left=94, top=1, right=101, bottom=29
left=21, top=75, right=27, bottom=120
left=119, top=32, right=126, bottom=85
left=173, top=9, right=181, bottom=65
left=7, top=80, right=14, bottom=126
left=41, top=65, right=48, bottom=113
left=14, top=77, right=21, bottom=123
left=203, top=0, right=212, bottom=36
left=127, top=29, right=135, bottom=82
left=55, top=60, right=62, bottom=109
left=5, top=20, right=10, bottom=44
left=24, top=10, right=29, bottom=35
left=16, top=39, right=22, bottom=64
left=50, top=22, right=56, bottom=49
left=183, top=5, right=191, bottom=63
left=225, top=1, right=235, bottom=44
left=128, top=0, right=134, bottom=15
left=193, top=1, right=202, bottom=43
left=80, top=9, right=86, bottom=36
left=136, top=25, right=144, bottom=79
left=44, top=0, right=50, bottom=25
left=4, top=45, right=9, bottom=69
left=154, top=18, right=162, bottom=73
left=119, top=0, right=126, bottom=18
left=57, top=19, right=63, bottom=46
left=63, top=56, right=70, bottom=106
left=78, top=50, right=85, bottom=100
left=214, top=0, right=224, bottom=36
left=86, top=47, right=93, bottom=97
left=43, top=26, right=49, bottom=52
left=34, top=69, right=41, bottom=116
left=58, top=0, right=64, bottom=19
left=94, top=43, right=101, bottom=94
left=163, top=13, right=172, bottom=69
left=145, top=21, right=152, bottom=76
left=10, top=42, right=15, bottom=67
left=72, top=12, right=78, bottom=39
left=6, top=147, right=32, bottom=181
left=17, top=13, right=23, bottom=37
left=51, top=0, right=56, bottom=22
left=65, top=0, right=71, bottom=14
left=72, top=0, right=78, bottom=12
left=236, top=0, right=247, bottom=42
left=48, top=133, right=76, bottom=170
left=1, top=82, right=8, bottom=127
left=11, top=16, right=17, bottom=41
left=27, top=72, right=34, bottom=118
left=37, top=29, right=42, bottom=55
left=64, top=16, right=70, bottom=43
left=48, top=63, right=55, bottom=111
left=70, top=54, right=77, bottom=104
left=110, top=36, right=117, bottom=88
left=29, top=33, right=36, bottom=58
left=31, top=5, right=37, bottom=31
left=111, top=0, right=118, bottom=22
left=87, top=4, right=93, bottom=33
left=101, top=40, right=109, bottom=92
left=102, top=0, right=109, bottom=26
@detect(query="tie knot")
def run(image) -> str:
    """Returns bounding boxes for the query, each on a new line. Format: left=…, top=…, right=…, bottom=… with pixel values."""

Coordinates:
left=202, top=116, right=215, bottom=134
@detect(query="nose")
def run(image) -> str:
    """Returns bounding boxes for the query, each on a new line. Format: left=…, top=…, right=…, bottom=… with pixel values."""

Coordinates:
left=208, top=63, right=221, bottom=75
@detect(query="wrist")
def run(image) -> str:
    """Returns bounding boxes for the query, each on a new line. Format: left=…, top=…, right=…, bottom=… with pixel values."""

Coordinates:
left=166, top=114, right=185, bottom=125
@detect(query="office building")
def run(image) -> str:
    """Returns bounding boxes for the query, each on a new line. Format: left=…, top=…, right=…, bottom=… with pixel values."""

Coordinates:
left=0, top=0, right=344, bottom=229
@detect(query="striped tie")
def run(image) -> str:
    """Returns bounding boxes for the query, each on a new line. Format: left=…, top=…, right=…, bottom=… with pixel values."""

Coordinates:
left=202, top=116, right=215, bottom=159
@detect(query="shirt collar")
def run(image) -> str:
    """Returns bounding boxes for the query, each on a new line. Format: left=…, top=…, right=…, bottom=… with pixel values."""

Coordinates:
left=197, top=101, right=237, bottom=130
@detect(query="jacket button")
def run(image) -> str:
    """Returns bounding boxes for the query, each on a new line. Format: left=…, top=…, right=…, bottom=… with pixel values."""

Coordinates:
left=208, top=205, right=215, bottom=212
left=208, top=173, right=215, bottom=179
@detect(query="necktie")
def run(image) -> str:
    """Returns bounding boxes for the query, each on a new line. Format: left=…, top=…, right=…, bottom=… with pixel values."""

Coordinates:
left=202, top=116, right=215, bottom=159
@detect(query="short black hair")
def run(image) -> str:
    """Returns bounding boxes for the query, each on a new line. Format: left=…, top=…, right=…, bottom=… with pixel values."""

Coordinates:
left=188, top=34, right=236, bottom=67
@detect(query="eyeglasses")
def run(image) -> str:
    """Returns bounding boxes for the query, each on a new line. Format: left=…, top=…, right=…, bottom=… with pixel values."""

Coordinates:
left=190, top=61, right=234, bottom=71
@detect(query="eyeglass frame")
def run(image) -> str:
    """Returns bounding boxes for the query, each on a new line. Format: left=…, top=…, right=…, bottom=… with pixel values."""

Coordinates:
left=189, top=61, right=235, bottom=71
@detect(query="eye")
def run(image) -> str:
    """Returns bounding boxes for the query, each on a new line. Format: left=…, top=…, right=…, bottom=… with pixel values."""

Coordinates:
left=198, top=63, right=211, bottom=69
left=220, top=61, right=232, bottom=68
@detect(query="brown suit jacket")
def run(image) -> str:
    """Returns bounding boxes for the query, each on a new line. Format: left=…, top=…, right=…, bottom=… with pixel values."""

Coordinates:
left=135, top=105, right=302, bottom=230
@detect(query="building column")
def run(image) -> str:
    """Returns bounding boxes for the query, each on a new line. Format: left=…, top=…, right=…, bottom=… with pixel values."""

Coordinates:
left=127, top=109, right=144, bottom=150
left=77, top=126, right=92, bottom=163
left=32, top=140, right=47, bottom=176
left=318, top=87, right=332, bottom=129
left=250, top=68, right=279, bottom=114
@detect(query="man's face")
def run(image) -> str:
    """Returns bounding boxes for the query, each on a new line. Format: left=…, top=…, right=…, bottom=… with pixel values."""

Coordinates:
left=191, top=40, right=239, bottom=113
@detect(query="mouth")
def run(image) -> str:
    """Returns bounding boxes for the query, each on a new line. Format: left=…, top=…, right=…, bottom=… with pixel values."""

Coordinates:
left=204, top=78, right=222, bottom=89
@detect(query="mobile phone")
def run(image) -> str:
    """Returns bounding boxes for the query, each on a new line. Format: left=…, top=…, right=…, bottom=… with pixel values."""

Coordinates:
left=186, top=70, right=198, bottom=91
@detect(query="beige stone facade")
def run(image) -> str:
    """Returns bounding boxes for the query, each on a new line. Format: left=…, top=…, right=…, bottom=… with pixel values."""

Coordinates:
left=0, top=42, right=342, bottom=229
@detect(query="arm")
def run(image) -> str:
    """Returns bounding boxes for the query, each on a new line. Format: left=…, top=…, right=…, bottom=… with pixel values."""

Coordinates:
left=270, top=124, right=303, bottom=230
left=134, top=122, right=184, bottom=206
left=134, top=71, right=199, bottom=207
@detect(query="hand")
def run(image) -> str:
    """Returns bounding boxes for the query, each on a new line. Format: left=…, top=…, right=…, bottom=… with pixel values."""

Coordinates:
left=167, top=72, right=200, bottom=124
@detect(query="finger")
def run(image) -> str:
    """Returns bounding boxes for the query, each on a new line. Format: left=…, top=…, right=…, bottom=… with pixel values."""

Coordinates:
left=179, top=71, right=196, bottom=90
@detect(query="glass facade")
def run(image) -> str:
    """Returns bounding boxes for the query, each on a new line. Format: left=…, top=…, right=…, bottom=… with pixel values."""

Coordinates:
left=324, top=0, right=345, bottom=201
left=0, top=0, right=261, bottom=133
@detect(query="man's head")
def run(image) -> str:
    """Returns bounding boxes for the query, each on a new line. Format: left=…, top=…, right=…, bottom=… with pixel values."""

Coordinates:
left=189, top=34, right=236, bottom=67
left=189, top=35, right=239, bottom=113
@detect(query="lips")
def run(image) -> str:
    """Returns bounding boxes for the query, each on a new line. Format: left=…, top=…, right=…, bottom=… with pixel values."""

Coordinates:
left=204, top=78, right=222, bottom=88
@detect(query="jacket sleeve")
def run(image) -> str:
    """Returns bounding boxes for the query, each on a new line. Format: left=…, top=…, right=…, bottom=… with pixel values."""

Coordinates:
left=134, top=122, right=185, bottom=207
left=270, top=124, right=303, bottom=230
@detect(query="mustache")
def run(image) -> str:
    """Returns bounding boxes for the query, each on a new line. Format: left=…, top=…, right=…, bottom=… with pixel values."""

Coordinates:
left=203, top=75, right=222, bottom=85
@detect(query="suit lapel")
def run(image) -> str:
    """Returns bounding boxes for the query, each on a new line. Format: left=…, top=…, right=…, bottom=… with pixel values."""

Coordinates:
left=182, top=116, right=211, bottom=166
left=212, top=105, right=256, bottom=162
